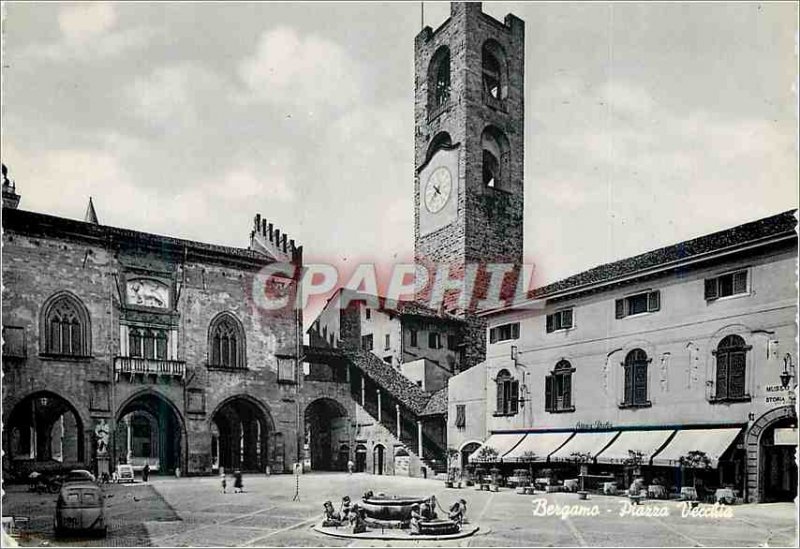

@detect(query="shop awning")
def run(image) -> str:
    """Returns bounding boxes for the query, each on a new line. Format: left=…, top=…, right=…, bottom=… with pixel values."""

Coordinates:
left=651, top=427, right=742, bottom=468
left=503, top=432, right=574, bottom=463
left=549, top=431, right=620, bottom=462
left=468, top=433, right=525, bottom=463
left=594, top=429, right=675, bottom=464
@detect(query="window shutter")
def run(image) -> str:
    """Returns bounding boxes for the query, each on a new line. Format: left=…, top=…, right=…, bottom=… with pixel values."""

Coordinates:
left=623, top=365, right=633, bottom=405
left=615, top=299, right=625, bottom=319
left=729, top=351, right=746, bottom=398
left=511, top=323, right=520, bottom=339
left=562, top=373, right=572, bottom=409
left=562, top=309, right=573, bottom=329
left=648, top=291, right=660, bottom=312
left=715, top=352, right=729, bottom=399
left=733, top=271, right=748, bottom=295
left=704, top=278, right=718, bottom=300
left=456, top=405, right=466, bottom=428
left=546, top=314, right=554, bottom=333
left=510, top=380, right=519, bottom=414
left=496, top=380, right=504, bottom=414
left=634, top=363, right=648, bottom=404
left=544, top=375, right=554, bottom=412
left=489, top=328, right=497, bottom=344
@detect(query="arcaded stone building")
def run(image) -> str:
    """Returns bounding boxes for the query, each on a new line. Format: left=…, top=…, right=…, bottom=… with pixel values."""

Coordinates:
left=2, top=173, right=305, bottom=477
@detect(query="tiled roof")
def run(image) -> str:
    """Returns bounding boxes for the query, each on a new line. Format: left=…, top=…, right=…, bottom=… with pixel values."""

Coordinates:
left=530, top=210, right=797, bottom=300
left=420, top=386, right=448, bottom=417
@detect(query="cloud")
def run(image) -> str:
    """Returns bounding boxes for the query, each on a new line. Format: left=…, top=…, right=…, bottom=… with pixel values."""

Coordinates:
left=58, top=2, right=117, bottom=44
left=15, top=3, right=153, bottom=63
left=237, top=26, right=363, bottom=111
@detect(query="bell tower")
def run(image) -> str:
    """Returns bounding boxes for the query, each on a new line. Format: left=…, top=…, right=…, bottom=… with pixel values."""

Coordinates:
left=413, top=2, right=525, bottom=366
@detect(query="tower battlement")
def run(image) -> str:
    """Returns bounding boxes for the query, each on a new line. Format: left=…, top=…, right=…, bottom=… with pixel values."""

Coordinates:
left=249, top=213, right=303, bottom=263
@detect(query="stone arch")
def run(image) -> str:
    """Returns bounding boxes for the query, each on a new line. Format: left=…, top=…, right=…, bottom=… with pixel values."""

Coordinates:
left=480, top=125, right=511, bottom=191
left=373, top=443, right=386, bottom=475
left=210, top=394, right=275, bottom=473
left=482, top=39, right=508, bottom=100
left=459, top=440, right=482, bottom=471
left=425, top=131, right=454, bottom=165
left=303, top=397, right=351, bottom=471
left=427, top=45, right=451, bottom=115
left=5, top=390, right=87, bottom=471
left=39, top=290, right=92, bottom=356
left=115, top=389, right=187, bottom=473
left=207, top=311, right=246, bottom=368
left=745, top=405, right=797, bottom=502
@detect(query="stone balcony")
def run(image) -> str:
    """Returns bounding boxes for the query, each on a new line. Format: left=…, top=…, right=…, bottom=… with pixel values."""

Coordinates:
left=114, top=356, right=186, bottom=380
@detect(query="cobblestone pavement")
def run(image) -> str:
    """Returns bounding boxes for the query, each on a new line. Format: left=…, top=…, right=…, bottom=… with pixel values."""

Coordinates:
left=3, top=473, right=797, bottom=547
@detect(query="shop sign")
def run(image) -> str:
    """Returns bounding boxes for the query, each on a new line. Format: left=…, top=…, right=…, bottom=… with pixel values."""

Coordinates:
left=575, top=421, right=614, bottom=430
left=764, top=384, right=795, bottom=406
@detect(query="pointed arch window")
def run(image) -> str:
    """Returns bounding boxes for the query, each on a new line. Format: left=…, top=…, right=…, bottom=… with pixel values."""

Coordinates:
left=713, top=335, right=751, bottom=401
left=42, top=292, right=91, bottom=357
left=209, top=313, right=246, bottom=369
left=621, top=349, right=651, bottom=408
left=427, top=46, right=451, bottom=118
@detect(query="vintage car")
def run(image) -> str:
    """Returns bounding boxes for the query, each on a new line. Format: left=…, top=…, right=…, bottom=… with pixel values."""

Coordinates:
left=62, top=470, right=96, bottom=484
left=54, top=482, right=107, bottom=537
left=115, top=464, right=134, bottom=483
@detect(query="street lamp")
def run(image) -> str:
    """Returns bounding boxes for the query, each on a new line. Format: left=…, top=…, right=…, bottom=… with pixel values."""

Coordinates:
left=780, top=354, right=794, bottom=389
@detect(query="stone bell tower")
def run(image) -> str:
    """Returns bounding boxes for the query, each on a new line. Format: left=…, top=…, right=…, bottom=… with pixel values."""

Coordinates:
left=413, top=2, right=525, bottom=368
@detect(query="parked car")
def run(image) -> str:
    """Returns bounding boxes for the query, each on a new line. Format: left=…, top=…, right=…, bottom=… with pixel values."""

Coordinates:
left=54, top=482, right=107, bottom=537
left=63, top=470, right=96, bottom=484
left=116, top=464, right=134, bottom=483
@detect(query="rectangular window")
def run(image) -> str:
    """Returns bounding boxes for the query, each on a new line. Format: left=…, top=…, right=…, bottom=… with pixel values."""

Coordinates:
left=546, top=309, right=574, bottom=333
left=277, top=358, right=296, bottom=384
left=615, top=290, right=660, bottom=319
left=409, top=329, right=418, bottom=347
left=489, top=322, right=520, bottom=344
left=385, top=334, right=391, bottom=350
left=428, top=332, right=441, bottom=349
left=365, top=308, right=371, bottom=320
left=705, top=270, right=748, bottom=301
left=455, top=404, right=466, bottom=429
left=447, top=334, right=458, bottom=351
left=361, top=334, right=373, bottom=351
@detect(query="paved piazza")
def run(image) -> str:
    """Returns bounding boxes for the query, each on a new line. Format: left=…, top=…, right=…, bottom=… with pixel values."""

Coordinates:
left=3, top=473, right=797, bottom=547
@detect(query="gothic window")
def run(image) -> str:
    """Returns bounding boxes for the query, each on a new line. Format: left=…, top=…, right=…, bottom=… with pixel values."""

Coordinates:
left=128, top=327, right=168, bottom=359
left=622, top=349, right=650, bottom=407
left=208, top=312, right=246, bottom=369
left=427, top=46, right=451, bottom=116
left=545, top=360, right=575, bottom=412
left=41, top=292, right=90, bottom=357
left=495, top=369, right=519, bottom=416
left=714, top=335, right=750, bottom=400
left=482, top=40, right=508, bottom=103
left=480, top=126, right=511, bottom=191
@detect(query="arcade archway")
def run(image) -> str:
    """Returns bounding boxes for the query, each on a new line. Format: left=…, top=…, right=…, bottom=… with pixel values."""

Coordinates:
left=747, top=405, right=798, bottom=502
left=373, top=444, right=385, bottom=475
left=304, top=398, right=349, bottom=471
left=6, top=391, right=85, bottom=467
left=211, top=396, right=273, bottom=473
left=116, top=392, right=184, bottom=474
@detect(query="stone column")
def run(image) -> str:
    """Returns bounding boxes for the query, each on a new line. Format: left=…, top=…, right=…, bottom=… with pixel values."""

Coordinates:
left=377, top=390, right=382, bottom=423
left=361, top=376, right=366, bottom=406
left=417, top=420, right=423, bottom=457
left=126, top=416, right=132, bottom=463
left=396, top=404, right=401, bottom=439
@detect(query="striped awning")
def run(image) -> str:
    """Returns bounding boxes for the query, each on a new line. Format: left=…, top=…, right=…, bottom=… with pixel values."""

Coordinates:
left=502, top=432, right=574, bottom=462
left=549, top=431, right=620, bottom=462
left=651, top=427, right=742, bottom=468
left=594, top=430, right=675, bottom=464
left=468, top=433, right=525, bottom=463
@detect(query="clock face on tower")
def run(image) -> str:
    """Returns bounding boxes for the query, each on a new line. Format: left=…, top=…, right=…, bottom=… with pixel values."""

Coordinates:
left=424, top=166, right=452, bottom=214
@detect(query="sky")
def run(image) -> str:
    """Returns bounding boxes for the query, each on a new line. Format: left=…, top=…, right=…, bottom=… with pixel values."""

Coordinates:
left=2, top=1, right=798, bottom=322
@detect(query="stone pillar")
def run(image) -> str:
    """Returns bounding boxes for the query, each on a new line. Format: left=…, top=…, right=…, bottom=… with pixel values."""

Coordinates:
left=377, top=390, right=382, bottom=423
left=417, top=420, right=423, bottom=457
left=396, top=404, right=401, bottom=439
left=126, top=416, right=132, bottom=463
left=361, top=376, right=366, bottom=406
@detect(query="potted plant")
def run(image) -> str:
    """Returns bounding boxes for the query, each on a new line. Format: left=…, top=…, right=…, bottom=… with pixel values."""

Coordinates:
left=445, top=448, right=460, bottom=488
left=518, top=450, right=538, bottom=494
left=623, top=450, right=645, bottom=502
left=489, top=466, right=502, bottom=492
left=570, top=452, right=592, bottom=499
left=679, top=450, right=711, bottom=503
left=464, top=463, right=475, bottom=486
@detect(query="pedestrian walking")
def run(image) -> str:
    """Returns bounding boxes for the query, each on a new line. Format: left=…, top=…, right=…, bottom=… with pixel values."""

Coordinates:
left=234, top=470, right=244, bottom=493
left=347, top=459, right=354, bottom=475
left=142, top=462, right=150, bottom=483
left=220, top=473, right=227, bottom=494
